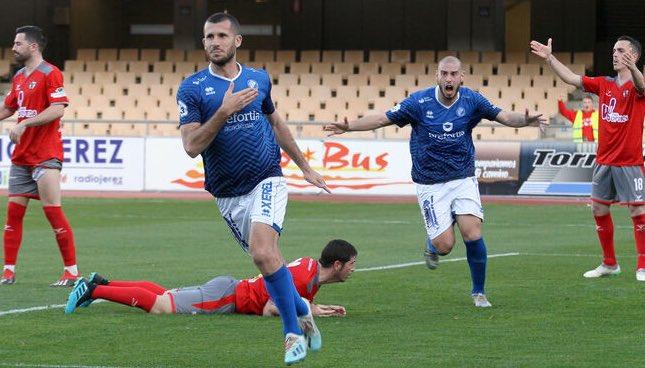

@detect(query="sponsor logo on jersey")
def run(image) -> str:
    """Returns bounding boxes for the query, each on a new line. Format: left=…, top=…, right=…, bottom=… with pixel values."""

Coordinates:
left=225, top=110, right=261, bottom=124
left=418, top=97, right=432, bottom=104
left=28, top=81, right=37, bottom=89
left=204, top=86, right=216, bottom=96
left=456, top=106, right=465, bottom=117
left=425, top=110, right=434, bottom=119
left=601, top=97, right=628, bottom=123
left=17, top=107, right=38, bottom=118
left=247, top=79, right=259, bottom=90
left=442, top=121, right=453, bottom=132
left=428, top=130, right=465, bottom=140
left=192, top=75, right=207, bottom=85
left=50, top=87, right=66, bottom=98
left=178, top=100, right=188, bottom=118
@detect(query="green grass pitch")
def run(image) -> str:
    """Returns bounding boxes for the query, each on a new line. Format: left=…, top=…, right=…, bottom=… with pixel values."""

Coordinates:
left=0, top=197, right=643, bottom=367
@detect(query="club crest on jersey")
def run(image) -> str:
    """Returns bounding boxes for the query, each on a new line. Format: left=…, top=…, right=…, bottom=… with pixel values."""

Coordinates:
left=443, top=122, right=453, bottom=132
left=28, top=81, right=37, bottom=89
left=204, top=86, right=216, bottom=96
left=426, top=110, right=434, bottom=119
left=623, top=90, right=629, bottom=98
left=456, top=106, right=465, bottom=117
left=247, top=79, right=259, bottom=90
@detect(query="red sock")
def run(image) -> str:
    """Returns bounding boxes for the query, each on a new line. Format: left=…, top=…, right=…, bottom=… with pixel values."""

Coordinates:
left=108, top=280, right=167, bottom=295
left=594, top=214, right=616, bottom=266
left=91, top=285, right=158, bottom=312
left=43, top=206, right=76, bottom=267
left=631, top=214, right=645, bottom=269
left=3, top=202, right=27, bottom=266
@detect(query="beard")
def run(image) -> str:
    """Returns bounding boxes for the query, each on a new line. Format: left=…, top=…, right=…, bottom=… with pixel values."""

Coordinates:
left=439, top=84, right=460, bottom=100
left=14, top=52, right=28, bottom=64
left=209, top=47, right=236, bottom=67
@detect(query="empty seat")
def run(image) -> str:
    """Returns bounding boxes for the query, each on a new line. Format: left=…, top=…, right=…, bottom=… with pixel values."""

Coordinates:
left=149, top=84, right=172, bottom=97
left=300, top=50, right=320, bottom=63
left=102, top=84, right=125, bottom=98
left=141, top=72, right=162, bottom=85
left=88, top=95, right=111, bottom=109
left=496, top=63, right=518, bottom=76
left=275, top=50, right=296, bottom=63
left=129, top=61, right=150, bottom=75
left=289, top=62, right=310, bottom=74
left=236, top=49, right=250, bottom=63
left=481, top=51, right=502, bottom=65
left=140, top=49, right=161, bottom=62
left=334, top=86, right=358, bottom=99
left=106, top=61, right=129, bottom=73
left=405, top=63, right=426, bottom=75
left=310, top=62, right=333, bottom=74
left=299, top=74, right=321, bottom=87
left=381, top=63, right=403, bottom=76
left=310, top=86, right=332, bottom=100
left=81, top=84, right=102, bottom=96
left=115, top=72, right=137, bottom=85
left=478, top=86, right=500, bottom=99
left=369, top=74, right=391, bottom=88
left=390, top=50, right=411, bottom=63
left=394, top=74, right=416, bottom=88
left=76, top=48, right=97, bottom=61
left=322, top=50, right=343, bottom=63
left=99, top=107, right=122, bottom=120
left=64, top=60, right=85, bottom=72
left=357, top=62, right=379, bottom=75
left=114, top=95, right=137, bottom=109
left=553, top=51, right=571, bottom=64
left=487, top=75, right=509, bottom=88
left=127, top=84, right=148, bottom=97
left=343, top=50, right=364, bottom=63
left=175, top=62, right=196, bottom=75
left=505, top=51, right=526, bottom=64
left=472, top=63, right=493, bottom=76
left=459, top=51, right=480, bottom=64
left=358, top=86, right=381, bottom=101
left=164, top=49, right=185, bottom=62
left=532, top=75, right=554, bottom=89
left=254, top=50, right=275, bottom=62
left=333, top=63, right=355, bottom=76
left=97, top=49, right=118, bottom=61
left=119, top=48, right=139, bottom=61
left=153, top=61, right=174, bottom=73
left=463, top=74, right=484, bottom=90
left=277, top=73, right=299, bottom=86
left=264, top=62, right=286, bottom=76
left=346, top=74, right=368, bottom=86
left=510, top=75, right=531, bottom=88
left=85, top=61, right=107, bottom=73
left=321, top=73, right=343, bottom=87
left=289, top=85, right=310, bottom=98
left=415, top=50, right=436, bottom=63
left=72, top=72, right=93, bottom=84
left=186, top=50, right=206, bottom=62
left=271, top=85, right=288, bottom=100
left=161, top=73, right=183, bottom=86
left=519, top=64, right=541, bottom=76
left=368, top=50, right=389, bottom=64
left=384, top=86, right=406, bottom=102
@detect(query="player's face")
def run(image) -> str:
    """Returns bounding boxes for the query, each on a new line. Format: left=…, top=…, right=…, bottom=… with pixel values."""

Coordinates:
left=12, top=33, right=35, bottom=64
left=336, top=256, right=356, bottom=282
left=436, top=62, right=463, bottom=100
left=203, top=20, right=242, bottom=67
left=612, top=40, right=636, bottom=71
left=582, top=97, right=593, bottom=112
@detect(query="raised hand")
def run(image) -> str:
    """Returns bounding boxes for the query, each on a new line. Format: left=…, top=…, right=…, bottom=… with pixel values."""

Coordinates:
left=618, top=52, right=638, bottom=70
left=530, top=38, right=553, bottom=59
left=322, top=117, right=350, bottom=136
left=219, top=82, right=258, bottom=117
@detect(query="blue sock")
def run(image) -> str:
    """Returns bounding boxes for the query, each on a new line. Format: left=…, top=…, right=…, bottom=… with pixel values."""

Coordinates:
left=287, top=271, right=309, bottom=317
left=426, top=238, right=438, bottom=254
left=264, top=266, right=303, bottom=335
left=464, top=238, right=487, bottom=294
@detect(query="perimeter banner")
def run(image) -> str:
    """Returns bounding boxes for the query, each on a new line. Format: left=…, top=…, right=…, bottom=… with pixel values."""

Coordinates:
left=0, top=136, right=144, bottom=191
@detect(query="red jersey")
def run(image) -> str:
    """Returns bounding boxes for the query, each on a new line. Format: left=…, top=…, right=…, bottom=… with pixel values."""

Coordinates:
left=3, top=61, right=69, bottom=166
left=235, top=257, right=320, bottom=315
left=557, top=100, right=595, bottom=142
left=582, top=76, right=645, bottom=165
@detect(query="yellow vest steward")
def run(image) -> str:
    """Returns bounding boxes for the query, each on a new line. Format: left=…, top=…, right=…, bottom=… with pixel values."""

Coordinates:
left=572, top=110, right=598, bottom=142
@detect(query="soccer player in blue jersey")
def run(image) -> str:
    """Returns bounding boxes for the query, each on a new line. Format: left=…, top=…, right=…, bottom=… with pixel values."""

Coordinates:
left=324, top=56, right=546, bottom=307
left=175, top=13, right=329, bottom=365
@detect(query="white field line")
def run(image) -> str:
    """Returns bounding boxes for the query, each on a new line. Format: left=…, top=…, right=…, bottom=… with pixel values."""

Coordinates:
left=0, top=364, right=125, bottom=368
left=356, top=252, right=520, bottom=272
left=0, top=300, right=105, bottom=317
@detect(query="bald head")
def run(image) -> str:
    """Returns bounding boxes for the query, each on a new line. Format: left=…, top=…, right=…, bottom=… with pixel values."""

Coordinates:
left=438, top=56, right=462, bottom=71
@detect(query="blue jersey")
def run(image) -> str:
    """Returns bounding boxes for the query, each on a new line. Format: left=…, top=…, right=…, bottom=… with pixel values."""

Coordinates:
left=385, top=86, right=501, bottom=184
left=176, top=63, right=282, bottom=197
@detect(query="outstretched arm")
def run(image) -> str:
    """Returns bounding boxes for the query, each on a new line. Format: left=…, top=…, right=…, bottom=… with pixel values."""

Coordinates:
left=495, top=110, right=548, bottom=131
left=0, top=105, right=15, bottom=121
left=262, top=300, right=346, bottom=317
left=530, top=38, right=582, bottom=88
left=268, top=111, right=330, bottom=193
left=323, top=113, right=393, bottom=136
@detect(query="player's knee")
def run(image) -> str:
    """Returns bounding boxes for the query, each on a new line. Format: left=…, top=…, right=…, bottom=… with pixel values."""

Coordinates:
left=433, top=240, right=454, bottom=255
left=461, top=232, right=482, bottom=242
left=591, top=202, right=610, bottom=216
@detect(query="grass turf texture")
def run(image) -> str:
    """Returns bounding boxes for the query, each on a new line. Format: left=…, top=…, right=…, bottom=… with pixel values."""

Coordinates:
left=0, top=197, right=643, bottom=367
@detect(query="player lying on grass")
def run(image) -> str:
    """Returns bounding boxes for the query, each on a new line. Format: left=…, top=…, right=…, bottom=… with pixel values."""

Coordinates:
left=65, top=239, right=356, bottom=349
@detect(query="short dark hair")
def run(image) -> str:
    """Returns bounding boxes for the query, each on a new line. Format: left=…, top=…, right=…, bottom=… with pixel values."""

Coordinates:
left=16, top=25, right=46, bottom=52
left=206, top=12, right=241, bottom=35
left=319, top=239, right=357, bottom=268
left=617, top=35, right=642, bottom=60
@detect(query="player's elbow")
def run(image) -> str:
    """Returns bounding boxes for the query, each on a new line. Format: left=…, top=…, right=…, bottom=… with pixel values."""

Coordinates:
left=184, top=146, right=200, bottom=158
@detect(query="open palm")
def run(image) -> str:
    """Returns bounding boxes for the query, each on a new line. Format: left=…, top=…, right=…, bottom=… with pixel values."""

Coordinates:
left=530, top=38, right=552, bottom=59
